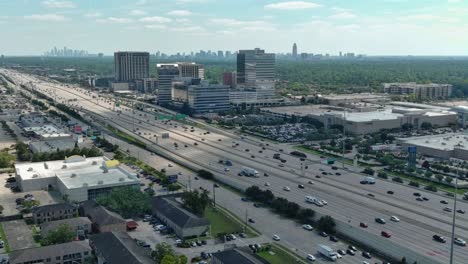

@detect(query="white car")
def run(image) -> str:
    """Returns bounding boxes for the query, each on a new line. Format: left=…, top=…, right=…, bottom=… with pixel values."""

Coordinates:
left=321, top=200, right=328, bottom=205
left=336, top=253, right=342, bottom=259
left=264, top=182, right=270, bottom=187
left=363, top=262, right=370, bottom=264
left=224, top=167, right=230, bottom=172
left=302, top=224, right=314, bottom=231
left=390, top=216, right=400, bottom=222
left=168, top=163, right=173, bottom=167
left=283, top=187, right=291, bottom=191
left=454, top=237, right=466, bottom=246
left=273, top=235, right=281, bottom=241
left=306, top=254, right=316, bottom=261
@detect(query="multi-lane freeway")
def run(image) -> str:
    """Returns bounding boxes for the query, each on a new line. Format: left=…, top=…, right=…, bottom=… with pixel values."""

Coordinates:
left=4, top=69, right=468, bottom=263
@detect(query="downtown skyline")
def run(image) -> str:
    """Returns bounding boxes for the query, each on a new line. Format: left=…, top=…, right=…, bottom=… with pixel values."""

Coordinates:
left=1, top=0, right=468, bottom=56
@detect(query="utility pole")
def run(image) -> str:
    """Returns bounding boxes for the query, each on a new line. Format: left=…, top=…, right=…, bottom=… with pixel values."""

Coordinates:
left=449, top=165, right=459, bottom=264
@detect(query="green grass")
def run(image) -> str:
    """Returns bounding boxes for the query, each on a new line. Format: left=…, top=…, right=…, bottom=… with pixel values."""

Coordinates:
left=385, top=170, right=465, bottom=195
left=257, top=243, right=307, bottom=264
left=106, top=125, right=146, bottom=148
left=204, top=206, right=258, bottom=237
left=0, top=223, right=11, bottom=252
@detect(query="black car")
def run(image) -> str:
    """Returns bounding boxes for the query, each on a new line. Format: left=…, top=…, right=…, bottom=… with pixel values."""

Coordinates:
left=322, top=172, right=327, bottom=175
left=375, top=218, right=386, bottom=224
left=346, top=249, right=355, bottom=255
left=413, top=192, right=421, bottom=197
left=433, top=234, right=446, bottom=243
left=348, top=245, right=357, bottom=251
left=422, top=197, right=429, bottom=201
left=329, top=235, right=338, bottom=242
left=319, top=231, right=328, bottom=237
left=367, top=193, right=375, bottom=197
left=457, top=209, right=466, bottom=214
left=387, top=191, right=394, bottom=195
left=315, top=175, right=321, bottom=178
left=360, top=180, right=368, bottom=184
left=440, top=200, right=448, bottom=204
left=335, top=173, right=341, bottom=176
left=298, top=184, right=305, bottom=189
left=248, top=218, right=255, bottom=223
left=362, top=251, right=371, bottom=259
left=214, top=184, right=220, bottom=188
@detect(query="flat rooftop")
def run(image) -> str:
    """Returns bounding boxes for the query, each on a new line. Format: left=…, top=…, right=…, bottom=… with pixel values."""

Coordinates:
left=344, top=110, right=402, bottom=122
left=320, top=93, right=388, bottom=100
left=15, top=156, right=139, bottom=189
left=399, top=133, right=468, bottom=151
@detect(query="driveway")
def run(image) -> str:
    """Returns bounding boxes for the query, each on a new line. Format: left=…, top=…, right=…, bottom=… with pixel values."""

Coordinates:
left=2, top=220, right=36, bottom=250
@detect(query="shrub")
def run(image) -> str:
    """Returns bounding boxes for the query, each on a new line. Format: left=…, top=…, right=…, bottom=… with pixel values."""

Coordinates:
left=408, top=181, right=420, bottom=187
left=392, top=177, right=403, bottom=183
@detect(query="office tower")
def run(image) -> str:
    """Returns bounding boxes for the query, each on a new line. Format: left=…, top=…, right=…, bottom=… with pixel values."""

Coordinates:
left=188, top=81, right=230, bottom=113
left=339, top=51, right=343, bottom=57
left=217, top=50, right=224, bottom=58
left=223, top=72, right=237, bottom=87
left=177, top=62, right=204, bottom=80
left=114, top=52, right=150, bottom=82
left=157, top=64, right=179, bottom=105
left=236, top=48, right=275, bottom=87
left=292, top=43, right=297, bottom=57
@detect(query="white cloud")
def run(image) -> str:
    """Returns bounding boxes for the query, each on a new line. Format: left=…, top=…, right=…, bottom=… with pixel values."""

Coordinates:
left=24, top=14, right=67, bottom=21
left=41, top=0, right=75, bottom=9
left=84, top=11, right=102, bottom=18
left=173, top=26, right=204, bottom=32
left=175, top=18, right=191, bottom=23
left=130, top=10, right=147, bottom=16
left=265, top=1, right=321, bottom=10
left=139, top=16, right=172, bottom=23
left=145, top=24, right=167, bottom=29
left=167, top=10, right=192, bottom=16
left=97, top=17, right=134, bottom=23
left=329, top=11, right=356, bottom=19
left=210, top=18, right=276, bottom=32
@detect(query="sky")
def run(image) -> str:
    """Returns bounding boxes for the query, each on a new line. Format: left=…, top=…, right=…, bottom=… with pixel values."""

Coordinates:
left=1, top=0, right=468, bottom=56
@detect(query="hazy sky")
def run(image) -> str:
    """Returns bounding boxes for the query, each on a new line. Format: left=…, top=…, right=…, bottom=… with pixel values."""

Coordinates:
left=1, top=0, right=468, bottom=56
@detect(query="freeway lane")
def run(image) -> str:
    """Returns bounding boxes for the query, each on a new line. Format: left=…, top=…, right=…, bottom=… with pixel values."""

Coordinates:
left=6, top=69, right=468, bottom=263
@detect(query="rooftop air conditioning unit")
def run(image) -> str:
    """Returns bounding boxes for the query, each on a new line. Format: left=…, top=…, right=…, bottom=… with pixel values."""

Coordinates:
left=71, top=173, right=77, bottom=178
left=92, top=161, right=97, bottom=165
left=27, top=167, right=33, bottom=171
left=442, top=142, right=447, bottom=145
left=62, top=165, right=67, bottom=169
left=98, top=180, right=103, bottom=185
left=119, top=178, right=124, bottom=182
left=44, top=163, right=48, bottom=169
left=32, top=174, right=38, bottom=178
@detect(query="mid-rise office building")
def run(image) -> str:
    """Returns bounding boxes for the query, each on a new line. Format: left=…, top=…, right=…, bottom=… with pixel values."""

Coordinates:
left=237, top=48, right=275, bottom=87
left=178, top=62, right=204, bottom=80
left=188, top=81, right=230, bottom=114
left=114, top=52, right=149, bottom=82
left=157, top=64, right=180, bottom=105
left=171, top=77, right=201, bottom=104
left=223, top=72, right=237, bottom=87
left=383, top=82, right=452, bottom=99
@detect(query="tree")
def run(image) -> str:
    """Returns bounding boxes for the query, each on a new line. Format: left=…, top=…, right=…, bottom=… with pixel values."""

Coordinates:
left=435, top=174, right=444, bottom=183
left=400, top=257, right=407, bottom=264
left=297, top=208, right=315, bottom=224
left=151, top=243, right=174, bottom=263
left=445, top=177, right=453, bottom=184
left=420, top=122, right=432, bottom=130
left=161, top=255, right=176, bottom=264
left=181, top=190, right=210, bottom=215
left=0, top=152, right=14, bottom=168
left=41, top=223, right=75, bottom=246
left=317, top=215, right=336, bottom=234
left=0, top=204, right=3, bottom=214
left=424, top=171, right=433, bottom=178
left=197, top=169, right=214, bottom=180
left=362, top=168, right=375, bottom=176
left=96, top=187, right=151, bottom=218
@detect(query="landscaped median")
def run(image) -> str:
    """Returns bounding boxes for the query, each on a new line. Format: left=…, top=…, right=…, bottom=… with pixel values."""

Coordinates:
left=106, top=125, right=147, bottom=148
left=257, top=243, right=307, bottom=264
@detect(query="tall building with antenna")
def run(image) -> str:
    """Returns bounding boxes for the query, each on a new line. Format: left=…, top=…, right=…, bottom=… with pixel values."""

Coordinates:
left=292, top=43, right=298, bottom=57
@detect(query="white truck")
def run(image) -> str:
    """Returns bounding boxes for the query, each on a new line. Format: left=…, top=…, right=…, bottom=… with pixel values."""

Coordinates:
left=305, top=196, right=323, bottom=207
left=365, top=176, right=376, bottom=184
left=318, top=244, right=337, bottom=262
left=240, top=167, right=259, bottom=177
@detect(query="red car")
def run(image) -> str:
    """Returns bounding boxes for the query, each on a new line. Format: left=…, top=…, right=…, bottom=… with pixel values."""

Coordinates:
left=381, top=231, right=392, bottom=238
left=360, top=222, right=368, bottom=228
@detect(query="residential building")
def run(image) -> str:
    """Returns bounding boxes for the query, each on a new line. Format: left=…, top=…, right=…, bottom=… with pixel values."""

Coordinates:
left=79, top=200, right=126, bottom=233
left=15, top=156, right=140, bottom=202
left=383, top=82, right=452, bottom=99
left=114, top=52, right=149, bottom=82
left=151, top=196, right=210, bottom=238
left=187, top=81, right=230, bottom=114
left=292, top=43, right=297, bottom=57
left=32, top=203, right=77, bottom=224
left=223, top=72, right=237, bottom=87
left=157, top=64, right=180, bottom=105
left=178, top=62, right=204, bottom=80
left=90, top=232, right=153, bottom=264
left=40, top=217, right=92, bottom=237
left=9, top=240, right=91, bottom=264
left=211, top=247, right=265, bottom=264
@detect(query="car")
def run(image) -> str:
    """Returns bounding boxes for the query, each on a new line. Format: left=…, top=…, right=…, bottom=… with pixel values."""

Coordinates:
left=346, top=249, right=356, bottom=255
left=279, top=164, right=285, bottom=167
left=306, top=254, right=316, bottom=261
left=191, top=242, right=197, bottom=247
left=322, top=172, right=327, bottom=175
left=362, top=251, right=371, bottom=259
left=360, top=180, right=368, bottom=184
left=413, top=192, right=421, bottom=197
left=337, top=249, right=346, bottom=256
left=457, top=209, right=466, bottom=214
left=387, top=190, right=394, bottom=195
left=375, top=218, right=386, bottom=224
left=283, top=186, right=291, bottom=191
left=298, top=184, right=305, bottom=189
left=336, top=252, right=342, bottom=259
left=264, top=172, right=269, bottom=177
left=315, top=175, right=321, bottom=178
left=245, top=149, right=250, bottom=152
left=308, top=180, right=314, bottom=184
left=196, top=240, right=202, bottom=246
left=264, top=182, right=270, bottom=186
left=348, top=246, right=357, bottom=252
left=454, top=237, right=466, bottom=246
left=362, top=262, right=370, bottom=264
left=239, top=233, right=247, bottom=238
left=422, top=197, right=429, bottom=201
left=241, top=197, right=249, bottom=202
left=367, top=193, right=375, bottom=197
left=360, top=222, right=368, bottom=228
left=251, top=155, right=255, bottom=158
left=433, top=234, right=446, bottom=243
left=444, top=207, right=452, bottom=212
left=248, top=218, right=255, bottom=223
left=168, top=163, right=173, bottom=167
left=390, top=216, right=400, bottom=222
left=321, top=200, right=327, bottom=205
left=175, top=239, right=182, bottom=244
left=335, top=172, right=341, bottom=176
left=381, top=231, right=392, bottom=238
left=440, top=200, right=448, bottom=204
left=214, top=184, right=220, bottom=188
left=224, top=167, right=230, bottom=172
left=329, top=235, right=338, bottom=242
left=302, top=224, right=313, bottom=231
left=319, top=231, right=328, bottom=237
left=416, top=197, right=424, bottom=201
left=273, top=235, right=281, bottom=241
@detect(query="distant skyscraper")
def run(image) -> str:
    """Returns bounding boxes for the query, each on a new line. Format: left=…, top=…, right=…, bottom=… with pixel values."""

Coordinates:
left=292, top=43, right=297, bottom=57
left=177, top=62, right=204, bottom=80
left=157, top=64, right=179, bottom=105
left=217, top=50, right=224, bottom=58
left=114, top=52, right=149, bottom=82
left=236, top=48, right=275, bottom=87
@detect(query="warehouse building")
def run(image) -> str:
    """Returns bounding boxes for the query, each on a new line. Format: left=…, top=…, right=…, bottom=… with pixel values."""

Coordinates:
left=398, top=133, right=468, bottom=160
left=15, top=156, right=140, bottom=202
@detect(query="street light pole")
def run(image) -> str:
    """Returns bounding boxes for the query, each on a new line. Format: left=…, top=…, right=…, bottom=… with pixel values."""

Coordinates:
left=449, top=166, right=458, bottom=264
left=342, top=109, right=346, bottom=169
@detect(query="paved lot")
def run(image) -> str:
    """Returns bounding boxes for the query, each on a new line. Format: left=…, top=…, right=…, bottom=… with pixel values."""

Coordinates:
left=2, top=220, right=36, bottom=250
left=0, top=173, right=62, bottom=216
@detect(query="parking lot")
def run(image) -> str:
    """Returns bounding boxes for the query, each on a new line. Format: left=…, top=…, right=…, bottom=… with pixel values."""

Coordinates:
left=2, top=220, right=36, bottom=250
left=128, top=220, right=269, bottom=260
left=0, top=173, right=62, bottom=216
